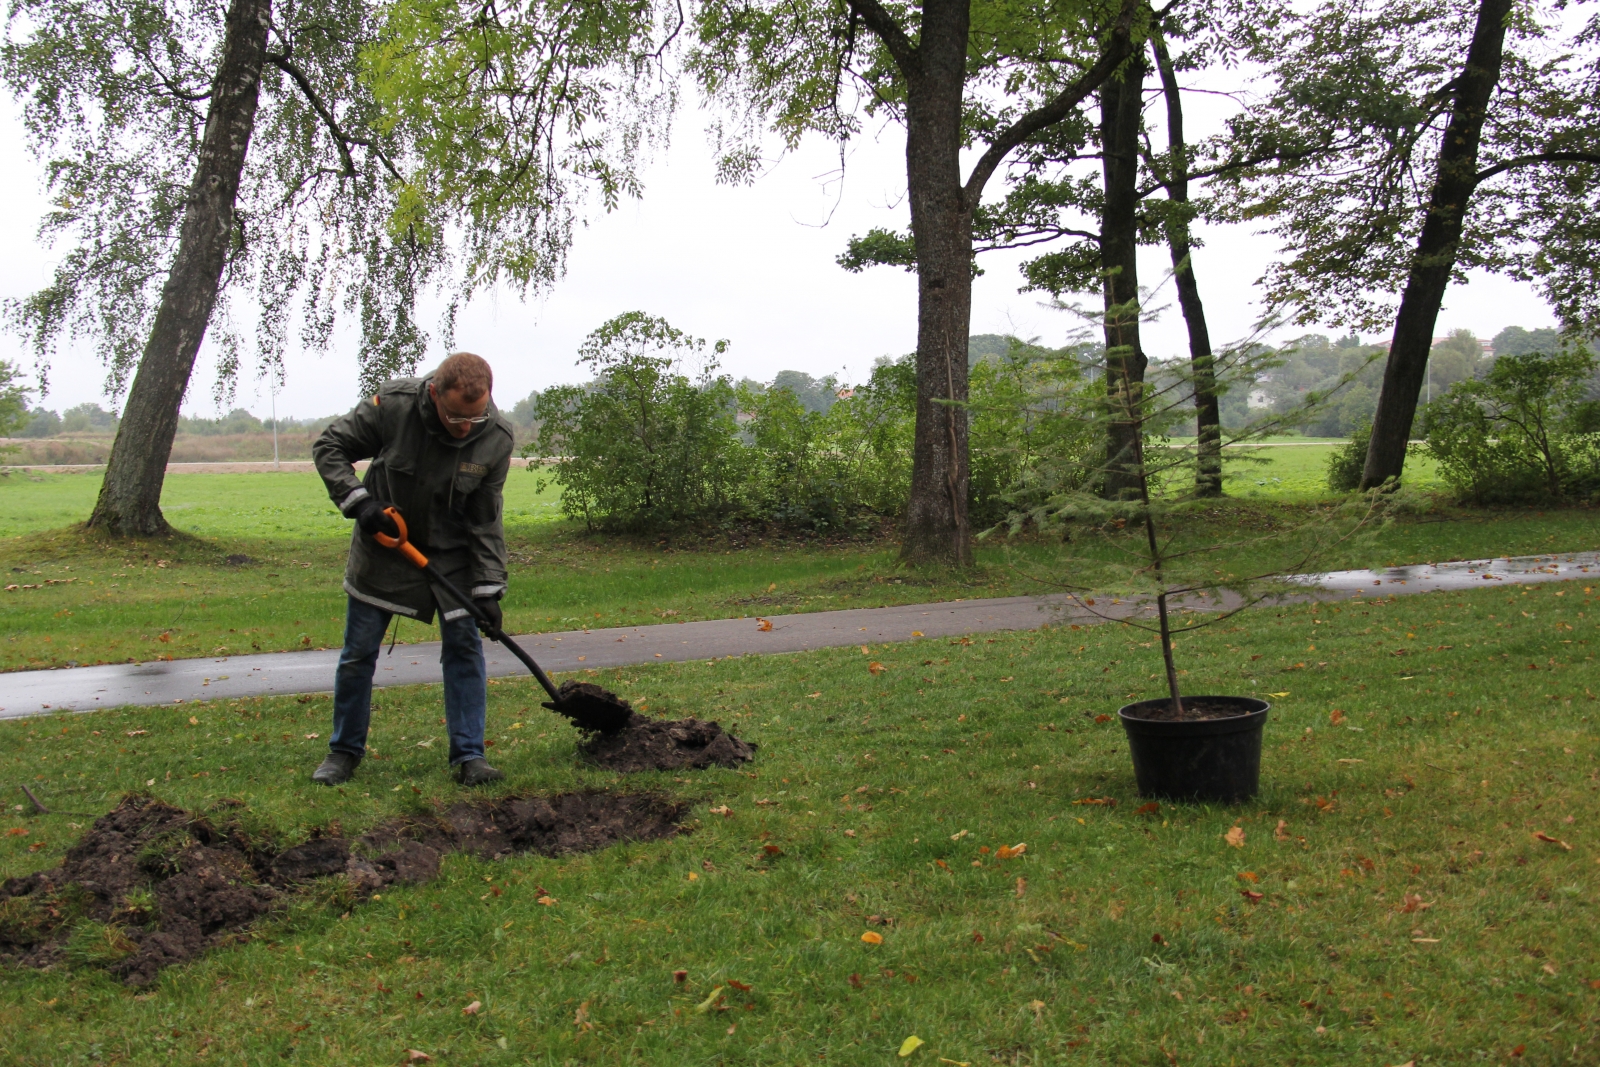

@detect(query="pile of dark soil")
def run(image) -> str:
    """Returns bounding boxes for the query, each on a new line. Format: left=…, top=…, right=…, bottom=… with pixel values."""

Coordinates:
left=0, top=790, right=685, bottom=985
left=1124, top=698, right=1261, bottom=723
left=580, top=713, right=757, bottom=773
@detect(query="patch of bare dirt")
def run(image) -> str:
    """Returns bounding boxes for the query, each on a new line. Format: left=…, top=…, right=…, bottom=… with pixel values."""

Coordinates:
left=579, top=714, right=757, bottom=773
left=0, top=790, right=685, bottom=985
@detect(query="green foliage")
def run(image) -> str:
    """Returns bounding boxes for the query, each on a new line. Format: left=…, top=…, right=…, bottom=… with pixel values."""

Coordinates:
left=178, top=408, right=265, bottom=436
left=836, top=228, right=917, bottom=274
left=60, top=402, right=118, bottom=433
left=739, top=357, right=916, bottom=529
left=0, top=0, right=430, bottom=398
left=1325, top=421, right=1371, bottom=492
left=528, top=313, right=742, bottom=531
left=0, top=361, right=32, bottom=447
left=967, top=347, right=1099, bottom=527
left=1215, top=1, right=1600, bottom=334
left=1423, top=348, right=1600, bottom=504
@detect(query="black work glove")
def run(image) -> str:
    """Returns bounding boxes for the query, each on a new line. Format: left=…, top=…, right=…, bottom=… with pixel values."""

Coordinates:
left=474, top=596, right=503, bottom=634
left=351, top=497, right=400, bottom=539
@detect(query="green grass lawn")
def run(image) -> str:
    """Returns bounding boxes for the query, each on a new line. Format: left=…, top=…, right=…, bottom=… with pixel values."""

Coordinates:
left=0, top=456, right=1586, bottom=672
left=0, top=581, right=1595, bottom=1064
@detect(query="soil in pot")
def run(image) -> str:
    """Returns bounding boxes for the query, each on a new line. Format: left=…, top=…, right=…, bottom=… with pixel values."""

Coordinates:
left=1122, top=697, right=1259, bottom=722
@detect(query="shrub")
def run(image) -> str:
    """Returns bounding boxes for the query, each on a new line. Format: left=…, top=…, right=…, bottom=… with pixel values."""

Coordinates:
left=1423, top=348, right=1599, bottom=504
left=1325, top=421, right=1371, bottom=491
left=528, top=313, right=744, bottom=531
left=739, top=357, right=914, bottom=530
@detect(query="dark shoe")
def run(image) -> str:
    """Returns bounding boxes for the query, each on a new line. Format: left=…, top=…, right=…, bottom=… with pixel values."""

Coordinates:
left=453, top=758, right=504, bottom=787
left=311, top=751, right=361, bottom=786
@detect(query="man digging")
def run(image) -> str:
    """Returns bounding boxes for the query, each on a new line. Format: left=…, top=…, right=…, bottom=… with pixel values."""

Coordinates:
left=309, top=352, right=515, bottom=788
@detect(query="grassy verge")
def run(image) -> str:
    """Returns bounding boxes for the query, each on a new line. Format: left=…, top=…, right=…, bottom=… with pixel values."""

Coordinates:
left=0, top=460, right=1589, bottom=673
left=0, top=581, right=1597, bottom=1064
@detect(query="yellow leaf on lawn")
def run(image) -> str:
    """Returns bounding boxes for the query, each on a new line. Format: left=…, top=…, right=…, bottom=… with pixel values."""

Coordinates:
left=861, top=931, right=884, bottom=945
left=860, top=645, right=871, bottom=654
left=898, top=1036, right=925, bottom=1057
left=868, top=662, right=886, bottom=675
left=536, top=895, right=557, bottom=906
left=911, top=631, right=924, bottom=637
left=995, top=843, right=1027, bottom=859
left=694, top=987, right=725, bottom=1014
left=1267, top=692, right=1290, bottom=699
left=1224, top=826, right=1246, bottom=848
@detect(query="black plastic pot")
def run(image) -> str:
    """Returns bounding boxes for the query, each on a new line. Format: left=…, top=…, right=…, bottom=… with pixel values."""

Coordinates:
left=1118, top=696, right=1270, bottom=804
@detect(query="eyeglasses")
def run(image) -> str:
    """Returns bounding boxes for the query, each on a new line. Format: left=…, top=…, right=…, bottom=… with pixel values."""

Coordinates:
left=439, top=410, right=492, bottom=426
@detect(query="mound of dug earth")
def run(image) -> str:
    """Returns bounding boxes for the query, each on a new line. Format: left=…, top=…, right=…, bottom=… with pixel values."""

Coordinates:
left=579, top=713, right=757, bottom=773
left=0, top=790, right=685, bottom=985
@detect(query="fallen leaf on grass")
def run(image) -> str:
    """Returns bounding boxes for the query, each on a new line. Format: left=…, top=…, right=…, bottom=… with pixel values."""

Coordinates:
left=709, top=805, right=733, bottom=817
left=912, top=631, right=924, bottom=637
left=403, top=1051, right=432, bottom=1063
left=694, top=987, right=725, bottom=1014
left=868, top=662, right=886, bottom=675
left=5, top=828, right=25, bottom=837
left=995, top=843, right=1026, bottom=859
left=1240, top=889, right=1263, bottom=904
left=1072, top=797, right=1115, bottom=806
left=763, top=844, right=782, bottom=856
left=938, top=1060, right=971, bottom=1066
left=1274, top=820, right=1290, bottom=842
left=950, top=829, right=969, bottom=841
left=1224, top=826, right=1246, bottom=848
left=1267, top=692, right=1289, bottom=699
left=1238, top=871, right=1259, bottom=883
left=1093, top=714, right=1112, bottom=724
left=860, top=645, right=871, bottom=654
left=756, top=619, right=773, bottom=632
left=125, top=730, right=147, bottom=737
left=898, top=1036, right=925, bottom=1057
left=1329, top=709, right=1345, bottom=725
left=673, top=970, right=688, bottom=983
left=728, top=980, right=752, bottom=992
left=1135, top=802, right=1159, bottom=816
left=1015, top=877, right=1027, bottom=898
left=1532, top=832, right=1573, bottom=851
left=861, top=931, right=884, bottom=945
left=1397, top=894, right=1432, bottom=913
left=535, top=896, right=557, bottom=906
left=1542, top=962, right=1558, bottom=975
left=462, top=1001, right=481, bottom=1015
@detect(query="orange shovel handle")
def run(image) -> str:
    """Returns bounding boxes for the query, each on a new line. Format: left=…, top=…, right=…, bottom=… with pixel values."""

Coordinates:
left=372, top=506, right=429, bottom=569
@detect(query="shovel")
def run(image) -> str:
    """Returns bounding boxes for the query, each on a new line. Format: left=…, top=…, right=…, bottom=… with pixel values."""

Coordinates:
left=373, top=507, right=634, bottom=733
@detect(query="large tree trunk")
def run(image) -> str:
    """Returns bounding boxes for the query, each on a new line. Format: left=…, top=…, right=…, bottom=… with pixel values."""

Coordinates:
left=1361, top=0, right=1510, bottom=489
left=900, top=0, right=974, bottom=566
left=87, top=0, right=270, bottom=536
left=1099, top=57, right=1148, bottom=500
left=1151, top=34, right=1222, bottom=497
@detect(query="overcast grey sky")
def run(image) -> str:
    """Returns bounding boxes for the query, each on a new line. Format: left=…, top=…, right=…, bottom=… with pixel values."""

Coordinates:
left=0, top=80, right=1557, bottom=422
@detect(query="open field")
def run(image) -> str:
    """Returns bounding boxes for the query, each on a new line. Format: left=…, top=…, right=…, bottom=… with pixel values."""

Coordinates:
left=0, top=581, right=1595, bottom=1064
left=0, top=457, right=1590, bottom=672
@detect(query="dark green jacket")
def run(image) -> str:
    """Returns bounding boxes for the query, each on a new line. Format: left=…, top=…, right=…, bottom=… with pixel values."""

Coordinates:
left=313, top=375, right=514, bottom=623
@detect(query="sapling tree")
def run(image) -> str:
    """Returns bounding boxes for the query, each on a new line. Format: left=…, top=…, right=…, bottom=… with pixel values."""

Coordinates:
left=996, top=295, right=1387, bottom=713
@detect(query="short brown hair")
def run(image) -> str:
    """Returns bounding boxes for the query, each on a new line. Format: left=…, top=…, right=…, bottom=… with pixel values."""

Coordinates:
left=434, top=352, right=493, bottom=400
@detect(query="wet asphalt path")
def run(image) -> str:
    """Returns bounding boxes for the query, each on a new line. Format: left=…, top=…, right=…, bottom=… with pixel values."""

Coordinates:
left=3, top=551, right=1596, bottom=719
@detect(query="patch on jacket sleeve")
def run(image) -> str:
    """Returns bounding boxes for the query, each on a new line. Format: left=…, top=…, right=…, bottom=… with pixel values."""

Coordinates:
left=458, top=461, right=488, bottom=476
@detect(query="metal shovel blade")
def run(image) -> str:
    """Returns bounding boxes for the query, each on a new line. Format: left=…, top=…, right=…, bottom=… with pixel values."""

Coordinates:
left=542, top=680, right=635, bottom=734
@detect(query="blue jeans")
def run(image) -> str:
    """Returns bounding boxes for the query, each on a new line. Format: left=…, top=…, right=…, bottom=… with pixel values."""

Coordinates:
left=330, top=596, right=487, bottom=766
